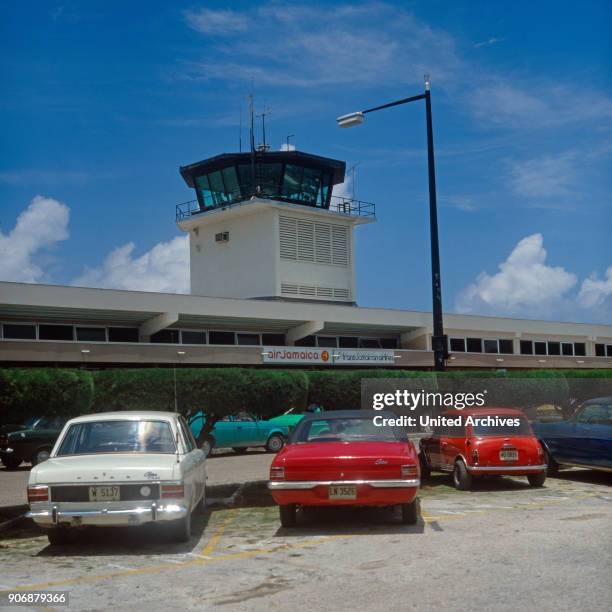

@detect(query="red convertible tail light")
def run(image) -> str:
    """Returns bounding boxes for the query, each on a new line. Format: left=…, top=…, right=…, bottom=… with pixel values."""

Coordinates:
left=27, top=485, right=49, bottom=503
left=161, top=483, right=185, bottom=499
left=471, top=449, right=479, bottom=464
left=270, top=467, right=285, bottom=480
left=537, top=444, right=545, bottom=460
left=401, top=465, right=418, bottom=478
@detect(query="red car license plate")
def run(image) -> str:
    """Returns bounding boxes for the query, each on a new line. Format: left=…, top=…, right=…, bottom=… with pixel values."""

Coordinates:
left=499, top=449, right=518, bottom=461
left=329, top=485, right=357, bottom=500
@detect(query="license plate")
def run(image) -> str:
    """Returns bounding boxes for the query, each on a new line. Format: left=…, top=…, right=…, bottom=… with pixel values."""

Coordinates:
left=88, top=486, right=120, bottom=502
left=499, top=449, right=518, bottom=461
left=328, top=485, right=357, bottom=500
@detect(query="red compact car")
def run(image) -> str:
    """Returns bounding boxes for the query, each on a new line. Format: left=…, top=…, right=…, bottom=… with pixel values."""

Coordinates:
left=268, top=410, right=420, bottom=527
left=420, top=408, right=547, bottom=490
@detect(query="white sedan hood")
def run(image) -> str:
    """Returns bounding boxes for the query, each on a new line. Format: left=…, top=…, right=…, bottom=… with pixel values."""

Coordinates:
left=30, top=454, right=180, bottom=485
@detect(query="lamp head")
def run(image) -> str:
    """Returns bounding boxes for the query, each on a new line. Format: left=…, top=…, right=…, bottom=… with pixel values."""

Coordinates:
left=336, top=112, right=364, bottom=128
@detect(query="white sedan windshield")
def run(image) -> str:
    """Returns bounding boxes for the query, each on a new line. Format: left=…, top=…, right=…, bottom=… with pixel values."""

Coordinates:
left=57, top=420, right=176, bottom=456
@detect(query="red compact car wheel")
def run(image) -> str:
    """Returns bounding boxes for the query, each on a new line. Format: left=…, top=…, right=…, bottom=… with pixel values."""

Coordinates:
left=452, top=460, right=473, bottom=491
left=279, top=504, right=297, bottom=527
left=527, top=472, right=546, bottom=487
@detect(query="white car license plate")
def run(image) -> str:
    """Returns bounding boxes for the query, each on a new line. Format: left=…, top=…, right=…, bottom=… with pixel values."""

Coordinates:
left=328, top=485, right=357, bottom=500
left=499, top=449, right=518, bottom=461
left=88, top=486, right=120, bottom=502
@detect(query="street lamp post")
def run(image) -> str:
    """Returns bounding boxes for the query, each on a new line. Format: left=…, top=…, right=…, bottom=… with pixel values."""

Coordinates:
left=337, top=75, right=446, bottom=371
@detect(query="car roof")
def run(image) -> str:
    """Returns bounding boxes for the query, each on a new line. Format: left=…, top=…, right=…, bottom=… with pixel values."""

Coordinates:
left=299, top=410, right=396, bottom=421
left=583, top=396, right=612, bottom=404
left=66, top=411, right=180, bottom=425
left=441, top=407, right=526, bottom=417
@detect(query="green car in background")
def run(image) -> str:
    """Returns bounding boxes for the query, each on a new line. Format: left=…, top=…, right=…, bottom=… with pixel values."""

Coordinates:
left=0, top=415, right=69, bottom=469
left=189, top=411, right=289, bottom=457
left=268, top=405, right=324, bottom=431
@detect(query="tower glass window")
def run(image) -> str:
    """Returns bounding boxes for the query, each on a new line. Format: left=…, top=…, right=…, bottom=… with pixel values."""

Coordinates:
left=182, top=152, right=344, bottom=213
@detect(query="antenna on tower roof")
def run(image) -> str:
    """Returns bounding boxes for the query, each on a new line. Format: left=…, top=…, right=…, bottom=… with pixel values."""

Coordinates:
left=256, top=103, right=272, bottom=152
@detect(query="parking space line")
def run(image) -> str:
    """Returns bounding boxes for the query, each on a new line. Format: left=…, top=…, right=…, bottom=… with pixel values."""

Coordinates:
left=0, top=530, right=341, bottom=594
left=200, top=510, right=236, bottom=557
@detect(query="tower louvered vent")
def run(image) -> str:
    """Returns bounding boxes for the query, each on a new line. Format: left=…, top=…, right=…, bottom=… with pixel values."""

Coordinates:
left=279, top=216, right=349, bottom=266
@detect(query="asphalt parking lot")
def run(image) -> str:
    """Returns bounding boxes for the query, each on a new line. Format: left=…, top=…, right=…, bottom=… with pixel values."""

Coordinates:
left=1, top=459, right=610, bottom=611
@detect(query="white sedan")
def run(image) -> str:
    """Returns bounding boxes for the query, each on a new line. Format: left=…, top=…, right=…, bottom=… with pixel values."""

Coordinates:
left=27, top=411, right=206, bottom=545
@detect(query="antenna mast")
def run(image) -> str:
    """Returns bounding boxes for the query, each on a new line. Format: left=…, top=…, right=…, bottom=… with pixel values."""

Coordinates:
left=249, top=93, right=256, bottom=194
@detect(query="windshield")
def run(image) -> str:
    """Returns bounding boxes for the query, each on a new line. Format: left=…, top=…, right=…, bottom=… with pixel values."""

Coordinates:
left=471, top=416, right=532, bottom=437
left=56, top=420, right=177, bottom=456
left=294, top=417, right=401, bottom=443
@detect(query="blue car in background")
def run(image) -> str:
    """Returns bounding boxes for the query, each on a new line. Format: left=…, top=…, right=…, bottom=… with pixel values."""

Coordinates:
left=188, top=411, right=289, bottom=457
left=532, top=396, right=612, bottom=474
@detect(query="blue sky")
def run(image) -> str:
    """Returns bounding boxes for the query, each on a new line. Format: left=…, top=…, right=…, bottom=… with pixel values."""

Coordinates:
left=1, top=1, right=611, bottom=323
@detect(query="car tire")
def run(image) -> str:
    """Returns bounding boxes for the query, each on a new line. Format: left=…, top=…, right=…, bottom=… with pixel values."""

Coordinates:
left=452, top=460, right=472, bottom=491
left=400, top=500, right=418, bottom=525
left=232, top=447, right=248, bottom=454
left=1, top=456, right=22, bottom=470
left=168, top=511, right=191, bottom=543
left=201, top=436, right=215, bottom=458
left=279, top=504, right=297, bottom=527
left=47, top=527, right=73, bottom=546
left=544, top=449, right=559, bottom=476
left=31, top=448, right=51, bottom=467
left=527, top=471, right=546, bottom=487
left=419, top=452, right=431, bottom=481
left=266, top=434, right=285, bottom=453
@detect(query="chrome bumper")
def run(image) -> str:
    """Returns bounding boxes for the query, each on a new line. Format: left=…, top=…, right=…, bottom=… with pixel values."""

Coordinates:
left=268, top=478, right=420, bottom=490
left=27, top=503, right=188, bottom=526
left=468, top=464, right=547, bottom=472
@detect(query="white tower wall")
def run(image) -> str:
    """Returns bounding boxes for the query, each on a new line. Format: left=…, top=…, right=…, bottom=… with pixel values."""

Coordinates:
left=178, top=199, right=372, bottom=302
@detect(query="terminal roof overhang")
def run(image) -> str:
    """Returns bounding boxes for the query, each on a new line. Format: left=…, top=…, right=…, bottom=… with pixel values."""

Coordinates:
left=1, top=282, right=612, bottom=341
left=179, top=151, right=346, bottom=188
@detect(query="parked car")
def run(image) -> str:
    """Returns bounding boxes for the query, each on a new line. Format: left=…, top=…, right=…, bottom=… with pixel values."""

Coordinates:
left=0, top=416, right=69, bottom=470
left=27, top=411, right=206, bottom=545
left=188, top=410, right=288, bottom=457
left=268, top=410, right=420, bottom=527
left=420, top=408, right=547, bottom=490
left=532, top=396, right=612, bottom=474
left=268, top=404, right=324, bottom=431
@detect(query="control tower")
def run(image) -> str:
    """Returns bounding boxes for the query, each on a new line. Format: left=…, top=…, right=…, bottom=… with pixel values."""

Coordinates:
left=176, top=149, right=375, bottom=303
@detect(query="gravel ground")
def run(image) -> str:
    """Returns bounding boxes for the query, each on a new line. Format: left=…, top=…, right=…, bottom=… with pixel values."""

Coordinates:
left=1, top=470, right=610, bottom=611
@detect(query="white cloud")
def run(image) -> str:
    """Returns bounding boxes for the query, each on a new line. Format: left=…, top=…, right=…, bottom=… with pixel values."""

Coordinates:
left=508, top=152, right=576, bottom=199
left=0, top=196, right=69, bottom=283
left=456, top=233, right=577, bottom=315
left=579, top=267, right=612, bottom=309
left=279, top=143, right=296, bottom=151
left=184, top=8, right=248, bottom=35
left=185, top=3, right=460, bottom=89
left=73, top=236, right=189, bottom=293
left=180, top=3, right=612, bottom=131
left=469, top=82, right=612, bottom=128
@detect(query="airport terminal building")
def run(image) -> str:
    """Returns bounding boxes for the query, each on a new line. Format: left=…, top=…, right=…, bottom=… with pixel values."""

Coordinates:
left=1, top=149, right=611, bottom=370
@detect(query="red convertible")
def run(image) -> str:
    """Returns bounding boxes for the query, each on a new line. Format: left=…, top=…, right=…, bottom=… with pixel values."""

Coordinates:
left=420, top=408, right=547, bottom=490
left=268, top=410, right=420, bottom=527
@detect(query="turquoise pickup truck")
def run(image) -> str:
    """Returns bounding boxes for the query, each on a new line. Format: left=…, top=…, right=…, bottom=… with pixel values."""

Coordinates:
left=188, top=411, right=289, bottom=457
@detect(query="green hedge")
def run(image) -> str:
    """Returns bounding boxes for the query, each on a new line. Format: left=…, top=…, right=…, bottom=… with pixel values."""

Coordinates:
left=0, top=369, right=94, bottom=422
left=0, top=367, right=610, bottom=423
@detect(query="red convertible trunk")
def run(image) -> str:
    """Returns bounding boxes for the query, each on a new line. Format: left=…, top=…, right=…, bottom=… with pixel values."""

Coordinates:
left=269, top=441, right=419, bottom=507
